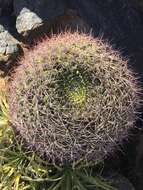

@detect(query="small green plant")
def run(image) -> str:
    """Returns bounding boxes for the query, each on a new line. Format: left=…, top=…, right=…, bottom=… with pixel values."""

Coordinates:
left=0, top=137, right=116, bottom=190
left=0, top=83, right=10, bottom=144
left=0, top=92, right=8, bottom=125
left=0, top=143, right=49, bottom=190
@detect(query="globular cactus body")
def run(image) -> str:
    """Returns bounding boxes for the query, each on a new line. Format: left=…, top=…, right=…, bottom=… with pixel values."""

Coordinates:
left=9, top=33, right=139, bottom=165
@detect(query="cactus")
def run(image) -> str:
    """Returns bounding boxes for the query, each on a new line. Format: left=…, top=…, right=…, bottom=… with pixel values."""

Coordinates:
left=9, top=32, right=140, bottom=166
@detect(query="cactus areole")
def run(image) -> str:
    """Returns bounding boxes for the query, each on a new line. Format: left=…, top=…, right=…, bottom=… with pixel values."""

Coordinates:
left=9, top=33, right=139, bottom=166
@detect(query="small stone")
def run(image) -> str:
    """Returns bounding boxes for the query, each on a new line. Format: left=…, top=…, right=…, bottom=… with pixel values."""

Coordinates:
left=6, top=44, right=19, bottom=54
left=0, top=25, right=21, bottom=62
left=0, top=25, right=5, bottom=33
left=16, top=8, right=43, bottom=36
left=14, top=0, right=66, bottom=36
left=0, top=40, right=7, bottom=54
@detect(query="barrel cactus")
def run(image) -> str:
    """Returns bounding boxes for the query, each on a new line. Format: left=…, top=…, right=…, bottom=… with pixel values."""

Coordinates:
left=9, top=32, right=139, bottom=166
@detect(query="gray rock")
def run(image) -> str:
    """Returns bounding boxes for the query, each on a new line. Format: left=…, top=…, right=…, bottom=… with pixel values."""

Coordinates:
left=0, top=25, right=5, bottom=33
left=16, top=8, right=43, bottom=35
left=14, top=0, right=67, bottom=36
left=0, top=25, right=21, bottom=62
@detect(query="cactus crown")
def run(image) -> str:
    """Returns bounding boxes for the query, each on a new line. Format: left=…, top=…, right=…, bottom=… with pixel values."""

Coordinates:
left=9, top=33, right=139, bottom=166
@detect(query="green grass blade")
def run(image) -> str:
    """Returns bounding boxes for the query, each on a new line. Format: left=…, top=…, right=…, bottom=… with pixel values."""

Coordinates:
left=77, top=172, right=117, bottom=190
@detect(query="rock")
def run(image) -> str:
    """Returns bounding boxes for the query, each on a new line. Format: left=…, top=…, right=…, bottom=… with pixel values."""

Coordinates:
left=14, top=0, right=67, bottom=36
left=0, top=25, right=5, bottom=33
left=15, top=8, right=43, bottom=36
left=0, top=24, right=21, bottom=62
